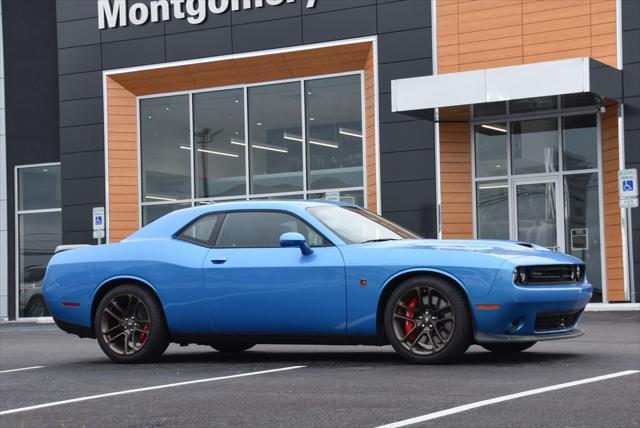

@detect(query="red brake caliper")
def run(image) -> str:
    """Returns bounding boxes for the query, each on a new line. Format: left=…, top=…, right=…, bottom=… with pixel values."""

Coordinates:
left=138, top=323, right=150, bottom=344
left=403, top=296, right=418, bottom=341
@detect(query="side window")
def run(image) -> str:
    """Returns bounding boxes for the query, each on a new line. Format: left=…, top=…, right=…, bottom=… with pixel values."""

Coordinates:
left=215, top=211, right=329, bottom=248
left=177, top=214, right=221, bottom=246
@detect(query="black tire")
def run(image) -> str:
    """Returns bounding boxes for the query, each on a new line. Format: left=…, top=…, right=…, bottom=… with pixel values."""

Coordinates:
left=94, top=284, right=170, bottom=363
left=25, top=294, right=49, bottom=317
left=384, top=275, right=472, bottom=364
left=481, top=342, right=536, bottom=354
left=211, top=343, right=255, bottom=353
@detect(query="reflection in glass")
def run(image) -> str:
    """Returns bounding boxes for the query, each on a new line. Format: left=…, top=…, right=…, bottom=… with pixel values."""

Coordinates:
left=18, top=165, right=61, bottom=211
left=140, top=95, right=191, bottom=202
left=564, top=173, right=602, bottom=302
left=561, top=93, right=597, bottom=109
left=473, top=101, right=506, bottom=117
left=142, top=203, right=192, bottom=226
left=511, top=118, right=558, bottom=175
left=249, top=83, right=303, bottom=194
left=307, top=190, right=364, bottom=207
left=509, top=96, right=558, bottom=114
left=18, top=212, right=61, bottom=317
left=476, top=181, right=509, bottom=239
left=563, top=114, right=597, bottom=171
left=474, top=123, right=508, bottom=177
left=516, top=182, right=557, bottom=249
left=305, top=75, right=363, bottom=190
left=193, top=89, right=246, bottom=198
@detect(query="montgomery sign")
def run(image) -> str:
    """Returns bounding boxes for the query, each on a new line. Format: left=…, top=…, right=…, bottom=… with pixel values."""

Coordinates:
left=98, top=0, right=318, bottom=29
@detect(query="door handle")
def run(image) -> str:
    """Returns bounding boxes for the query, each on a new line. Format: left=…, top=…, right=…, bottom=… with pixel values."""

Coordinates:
left=211, top=257, right=228, bottom=265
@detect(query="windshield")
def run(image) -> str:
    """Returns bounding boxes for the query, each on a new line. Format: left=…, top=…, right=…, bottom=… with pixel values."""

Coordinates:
left=307, top=205, right=420, bottom=244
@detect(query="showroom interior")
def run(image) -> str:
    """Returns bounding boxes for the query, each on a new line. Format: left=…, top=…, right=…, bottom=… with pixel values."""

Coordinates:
left=0, top=0, right=639, bottom=320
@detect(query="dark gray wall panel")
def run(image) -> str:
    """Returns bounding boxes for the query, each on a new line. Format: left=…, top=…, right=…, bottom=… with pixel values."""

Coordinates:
left=624, top=96, right=640, bottom=129
left=100, top=13, right=165, bottom=43
left=232, top=1, right=301, bottom=25
left=63, top=230, right=95, bottom=245
left=102, top=36, right=165, bottom=69
left=302, top=6, right=376, bottom=44
left=232, top=17, right=302, bottom=53
left=624, top=63, right=640, bottom=97
left=381, top=179, right=436, bottom=212
left=380, top=120, right=434, bottom=153
left=381, top=149, right=435, bottom=182
left=57, top=0, right=98, bottom=22
left=59, top=71, right=103, bottom=101
left=165, top=11, right=231, bottom=34
left=62, top=177, right=106, bottom=206
left=61, top=151, right=105, bottom=180
left=166, top=27, right=232, bottom=61
left=378, top=93, right=424, bottom=123
left=378, top=58, right=432, bottom=94
left=58, top=44, right=102, bottom=74
left=62, top=204, right=94, bottom=232
left=622, top=0, right=640, bottom=31
left=377, top=0, right=430, bottom=34
left=304, top=0, right=376, bottom=14
left=383, top=209, right=436, bottom=238
left=60, top=124, right=105, bottom=154
left=378, top=28, right=431, bottom=63
left=626, top=129, right=640, bottom=163
left=57, top=18, right=100, bottom=48
left=623, top=29, right=639, bottom=64
left=60, top=98, right=103, bottom=127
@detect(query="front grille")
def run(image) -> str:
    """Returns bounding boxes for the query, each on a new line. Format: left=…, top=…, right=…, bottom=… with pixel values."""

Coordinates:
left=516, top=264, right=585, bottom=285
left=535, top=310, right=582, bottom=332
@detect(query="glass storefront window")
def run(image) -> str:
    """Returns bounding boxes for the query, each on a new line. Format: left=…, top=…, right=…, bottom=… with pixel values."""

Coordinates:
left=142, top=202, right=192, bottom=225
left=193, top=89, right=246, bottom=198
left=473, top=101, right=506, bottom=118
left=305, top=75, right=363, bottom=190
left=561, top=93, right=597, bottom=109
left=509, top=96, right=558, bottom=114
left=307, top=190, right=364, bottom=207
left=475, top=181, right=509, bottom=240
left=249, top=82, right=303, bottom=195
left=511, top=118, right=558, bottom=175
left=16, top=164, right=62, bottom=318
left=474, top=123, right=508, bottom=177
left=562, top=114, right=597, bottom=171
left=564, top=173, right=602, bottom=302
left=17, top=165, right=60, bottom=211
left=140, top=95, right=191, bottom=202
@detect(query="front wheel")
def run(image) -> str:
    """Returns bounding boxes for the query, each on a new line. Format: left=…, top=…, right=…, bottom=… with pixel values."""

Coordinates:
left=481, top=342, right=536, bottom=354
left=94, top=284, right=169, bottom=363
left=384, top=275, right=472, bottom=364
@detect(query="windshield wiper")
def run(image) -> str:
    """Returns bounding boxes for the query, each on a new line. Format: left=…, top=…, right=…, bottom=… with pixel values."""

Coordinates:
left=361, top=238, right=399, bottom=243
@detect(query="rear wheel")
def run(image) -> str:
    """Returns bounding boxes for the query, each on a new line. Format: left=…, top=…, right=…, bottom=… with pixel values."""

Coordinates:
left=210, top=343, right=255, bottom=353
left=384, top=275, right=472, bottom=364
left=94, top=284, right=169, bottom=363
left=481, top=342, right=536, bottom=354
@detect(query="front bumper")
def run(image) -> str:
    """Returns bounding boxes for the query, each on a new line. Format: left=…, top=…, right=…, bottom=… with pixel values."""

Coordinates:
left=471, top=267, right=592, bottom=343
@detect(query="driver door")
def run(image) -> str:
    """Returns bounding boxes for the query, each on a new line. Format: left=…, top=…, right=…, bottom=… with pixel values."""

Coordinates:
left=203, top=210, right=346, bottom=335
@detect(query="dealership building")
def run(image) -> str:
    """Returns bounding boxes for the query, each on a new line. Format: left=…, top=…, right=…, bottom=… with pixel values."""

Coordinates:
left=0, top=0, right=639, bottom=320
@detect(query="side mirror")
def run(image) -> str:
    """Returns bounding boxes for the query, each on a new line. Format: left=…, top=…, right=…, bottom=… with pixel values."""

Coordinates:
left=279, top=232, right=314, bottom=256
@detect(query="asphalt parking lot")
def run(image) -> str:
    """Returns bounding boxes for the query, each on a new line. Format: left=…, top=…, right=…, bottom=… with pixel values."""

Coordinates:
left=1, top=312, right=639, bottom=428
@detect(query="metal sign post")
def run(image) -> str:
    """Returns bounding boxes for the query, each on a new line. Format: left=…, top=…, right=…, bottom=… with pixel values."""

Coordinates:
left=92, top=207, right=105, bottom=245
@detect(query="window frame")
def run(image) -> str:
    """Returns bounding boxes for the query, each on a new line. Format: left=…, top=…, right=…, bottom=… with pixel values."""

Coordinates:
left=208, top=209, right=335, bottom=249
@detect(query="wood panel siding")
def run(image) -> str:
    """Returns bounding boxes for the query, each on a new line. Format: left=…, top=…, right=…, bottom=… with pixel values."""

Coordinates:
left=437, top=0, right=618, bottom=73
left=106, top=42, right=378, bottom=241
left=439, top=107, right=473, bottom=239
left=602, top=105, right=625, bottom=301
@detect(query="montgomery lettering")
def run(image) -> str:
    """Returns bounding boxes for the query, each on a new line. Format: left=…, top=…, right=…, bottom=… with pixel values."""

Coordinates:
left=98, top=0, right=318, bottom=29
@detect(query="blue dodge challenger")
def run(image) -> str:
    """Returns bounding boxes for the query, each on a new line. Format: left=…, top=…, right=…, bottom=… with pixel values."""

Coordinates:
left=43, top=201, right=592, bottom=364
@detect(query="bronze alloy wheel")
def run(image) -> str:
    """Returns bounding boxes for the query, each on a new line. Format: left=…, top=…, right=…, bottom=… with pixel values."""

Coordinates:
left=391, top=286, right=455, bottom=355
left=95, top=284, right=169, bottom=363
left=384, top=275, right=471, bottom=364
left=100, top=294, right=151, bottom=356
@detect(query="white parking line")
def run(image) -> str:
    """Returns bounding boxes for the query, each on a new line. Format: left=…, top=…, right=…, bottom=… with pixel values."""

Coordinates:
left=0, top=366, right=44, bottom=374
left=376, top=370, right=640, bottom=428
left=0, top=365, right=305, bottom=416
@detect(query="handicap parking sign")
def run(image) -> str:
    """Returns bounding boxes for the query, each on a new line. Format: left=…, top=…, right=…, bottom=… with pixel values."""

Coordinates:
left=619, top=169, right=638, bottom=198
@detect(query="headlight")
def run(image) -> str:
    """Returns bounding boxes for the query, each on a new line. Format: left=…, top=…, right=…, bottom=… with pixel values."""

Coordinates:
left=512, top=267, right=527, bottom=284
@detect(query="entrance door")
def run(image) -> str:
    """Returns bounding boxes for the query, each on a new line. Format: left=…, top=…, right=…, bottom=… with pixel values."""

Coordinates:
left=512, top=177, right=565, bottom=252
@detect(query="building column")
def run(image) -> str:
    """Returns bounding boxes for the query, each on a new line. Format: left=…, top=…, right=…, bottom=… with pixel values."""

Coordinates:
left=0, top=0, right=8, bottom=320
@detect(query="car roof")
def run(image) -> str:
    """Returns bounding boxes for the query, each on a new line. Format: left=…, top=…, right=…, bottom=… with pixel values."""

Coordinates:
left=124, top=200, right=353, bottom=241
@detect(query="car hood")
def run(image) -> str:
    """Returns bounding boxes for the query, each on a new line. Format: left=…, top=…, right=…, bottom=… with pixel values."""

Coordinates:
left=357, top=239, right=583, bottom=264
